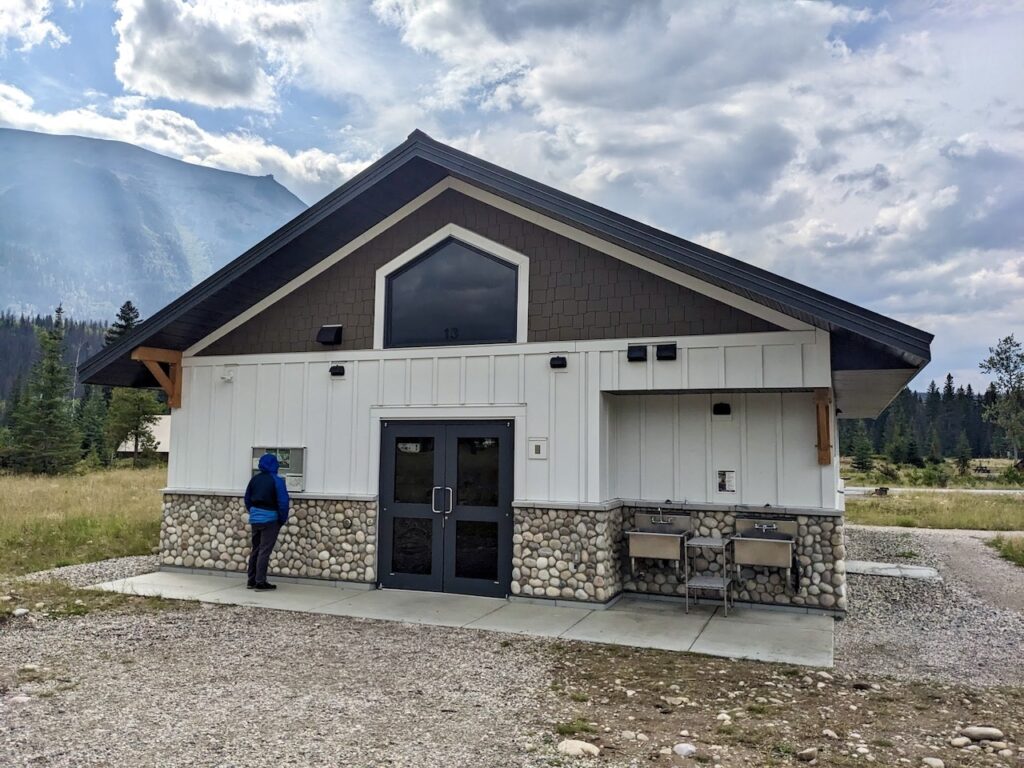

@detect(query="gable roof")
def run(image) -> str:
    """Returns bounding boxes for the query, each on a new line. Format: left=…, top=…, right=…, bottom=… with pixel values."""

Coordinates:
left=80, top=129, right=932, bottom=390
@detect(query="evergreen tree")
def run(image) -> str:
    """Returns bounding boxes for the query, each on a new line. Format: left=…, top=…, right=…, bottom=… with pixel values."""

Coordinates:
left=9, top=306, right=82, bottom=473
left=927, top=427, right=943, bottom=463
left=77, top=385, right=110, bottom=463
left=955, top=430, right=972, bottom=475
left=851, top=422, right=874, bottom=472
left=104, top=301, right=141, bottom=346
left=979, top=335, right=1024, bottom=459
left=105, top=388, right=162, bottom=467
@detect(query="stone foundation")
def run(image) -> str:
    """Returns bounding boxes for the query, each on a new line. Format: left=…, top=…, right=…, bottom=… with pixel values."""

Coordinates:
left=622, top=507, right=847, bottom=612
left=160, top=493, right=377, bottom=583
left=511, top=506, right=624, bottom=602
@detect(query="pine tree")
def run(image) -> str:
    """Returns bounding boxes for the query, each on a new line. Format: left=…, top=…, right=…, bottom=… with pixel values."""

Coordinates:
left=77, top=385, right=110, bottom=464
left=9, top=306, right=82, bottom=473
left=851, top=422, right=874, bottom=472
left=105, top=388, right=162, bottom=467
left=104, top=301, right=141, bottom=346
left=927, top=427, right=943, bottom=464
left=955, top=430, right=972, bottom=475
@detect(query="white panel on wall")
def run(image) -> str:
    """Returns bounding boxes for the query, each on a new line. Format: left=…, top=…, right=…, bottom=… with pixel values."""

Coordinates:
left=744, top=393, right=779, bottom=505
left=523, top=353, right=551, bottom=500
left=382, top=359, right=407, bottom=405
left=710, top=394, right=742, bottom=504
left=652, top=349, right=684, bottom=390
left=781, top=392, right=820, bottom=507
left=599, top=350, right=617, bottom=390
left=725, top=346, right=762, bottom=388
left=353, top=360, right=380, bottom=494
left=184, top=365, right=214, bottom=488
left=763, top=344, right=803, bottom=388
left=551, top=361, right=581, bottom=501
left=436, top=357, right=461, bottom=405
left=408, top=358, right=433, bottom=405
left=227, top=365, right=257, bottom=489
left=464, top=356, right=490, bottom=404
left=641, top=395, right=675, bottom=501
left=279, top=362, right=306, bottom=445
left=610, top=396, right=641, bottom=500
left=324, top=371, right=354, bottom=493
left=676, top=394, right=708, bottom=502
left=617, top=350, right=648, bottom=390
left=493, top=355, right=519, bottom=403
left=688, top=347, right=722, bottom=388
left=253, top=364, right=281, bottom=445
left=304, top=362, right=331, bottom=492
left=208, top=371, right=235, bottom=490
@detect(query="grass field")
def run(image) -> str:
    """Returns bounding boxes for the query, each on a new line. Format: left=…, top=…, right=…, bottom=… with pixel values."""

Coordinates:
left=846, top=491, right=1024, bottom=531
left=0, top=467, right=165, bottom=576
left=990, top=535, right=1024, bottom=566
left=840, top=456, right=1024, bottom=489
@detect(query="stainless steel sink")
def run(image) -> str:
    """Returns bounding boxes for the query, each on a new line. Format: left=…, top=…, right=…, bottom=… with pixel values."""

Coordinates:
left=627, top=511, right=691, bottom=562
left=732, top=519, right=797, bottom=569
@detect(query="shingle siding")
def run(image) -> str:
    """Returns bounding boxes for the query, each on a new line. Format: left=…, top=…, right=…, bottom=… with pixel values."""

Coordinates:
left=200, top=190, right=778, bottom=356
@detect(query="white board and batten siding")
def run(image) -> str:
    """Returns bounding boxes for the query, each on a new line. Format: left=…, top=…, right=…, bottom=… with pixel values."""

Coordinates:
left=167, top=329, right=837, bottom=508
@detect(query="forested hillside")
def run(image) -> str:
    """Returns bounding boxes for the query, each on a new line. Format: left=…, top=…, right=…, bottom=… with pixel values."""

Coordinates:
left=0, top=312, right=106, bottom=405
left=838, top=374, right=1006, bottom=460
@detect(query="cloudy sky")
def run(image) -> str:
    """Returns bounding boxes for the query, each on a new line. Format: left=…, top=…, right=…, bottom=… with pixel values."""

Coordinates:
left=1, top=0, right=1022, bottom=388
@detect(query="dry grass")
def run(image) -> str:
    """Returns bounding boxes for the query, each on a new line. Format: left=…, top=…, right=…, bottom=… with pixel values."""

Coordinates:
left=0, top=578, right=184, bottom=624
left=990, top=535, right=1024, bottom=567
left=846, top=491, right=1024, bottom=531
left=0, top=467, right=165, bottom=575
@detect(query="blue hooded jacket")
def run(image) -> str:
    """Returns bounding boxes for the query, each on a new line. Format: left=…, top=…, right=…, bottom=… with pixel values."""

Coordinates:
left=244, top=453, right=290, bottom=526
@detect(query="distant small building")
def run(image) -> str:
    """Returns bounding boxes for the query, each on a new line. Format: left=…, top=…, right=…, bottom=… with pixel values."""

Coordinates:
left=117, top=414, right=170, bottom=456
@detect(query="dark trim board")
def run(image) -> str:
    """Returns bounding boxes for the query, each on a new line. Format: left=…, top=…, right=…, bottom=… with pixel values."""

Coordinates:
left=80, top=130, right=931, bottom=389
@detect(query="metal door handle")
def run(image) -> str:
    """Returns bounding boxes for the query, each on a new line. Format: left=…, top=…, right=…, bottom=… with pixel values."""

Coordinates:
left=431, top=486, right=442, bottom=514
left=445, top=486, right=453, bottom=514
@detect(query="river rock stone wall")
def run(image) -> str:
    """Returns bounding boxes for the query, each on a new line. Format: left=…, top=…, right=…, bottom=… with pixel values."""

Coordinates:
left=621, top=507, right=847, bottom=612
left=160, top=493, right=377, bottom=583
left=512, top=506, right=624, bottom=602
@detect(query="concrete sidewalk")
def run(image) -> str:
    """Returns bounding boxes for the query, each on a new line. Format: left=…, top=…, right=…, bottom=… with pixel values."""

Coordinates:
left=90, top=571, right=834, bottom=667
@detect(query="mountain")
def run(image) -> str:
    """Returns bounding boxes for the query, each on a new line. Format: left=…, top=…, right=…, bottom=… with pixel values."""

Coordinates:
left=0, top=128, right=307, bottom=321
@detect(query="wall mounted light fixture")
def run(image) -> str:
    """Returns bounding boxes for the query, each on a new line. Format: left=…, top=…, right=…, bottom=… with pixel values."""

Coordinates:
left=316, top=324, right=344, bottom=345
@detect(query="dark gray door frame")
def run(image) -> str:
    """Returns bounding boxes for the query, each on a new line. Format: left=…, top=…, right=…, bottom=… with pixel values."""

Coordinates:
left=379, top=419, right=514, bottom=597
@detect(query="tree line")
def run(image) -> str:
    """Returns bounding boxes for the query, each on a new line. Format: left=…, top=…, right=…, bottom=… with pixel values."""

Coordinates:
left=0, top=302, right=166, bottom=473
left=0, top=311, right=107, bottom=401
left=838, top=335, right=1024, bottom=471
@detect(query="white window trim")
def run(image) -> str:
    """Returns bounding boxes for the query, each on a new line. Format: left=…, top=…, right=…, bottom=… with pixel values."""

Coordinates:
left=372, top=224, right=530, bottom=350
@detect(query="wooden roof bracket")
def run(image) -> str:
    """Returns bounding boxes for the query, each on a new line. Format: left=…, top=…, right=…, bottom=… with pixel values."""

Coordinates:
left=131, top=346, right=183, bottom=408
left=814, top=387, right=832, bottom=466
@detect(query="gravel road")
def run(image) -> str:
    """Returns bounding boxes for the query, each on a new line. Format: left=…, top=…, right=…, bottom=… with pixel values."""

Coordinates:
left=18, top=555, right=158, bottom=588
left=1, top=603, right=561, bottom=767
left=836, top=524, right=1024, bottom=687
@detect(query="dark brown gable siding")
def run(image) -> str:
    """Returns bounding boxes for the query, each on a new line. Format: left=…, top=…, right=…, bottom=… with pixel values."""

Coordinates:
left=200, top=189, right=779, bottom=356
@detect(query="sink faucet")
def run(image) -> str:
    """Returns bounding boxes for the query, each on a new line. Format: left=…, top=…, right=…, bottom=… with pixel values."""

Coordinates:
left=651, top=506, right=671, bottom=525
left=754, top=522, right=778, bottom=533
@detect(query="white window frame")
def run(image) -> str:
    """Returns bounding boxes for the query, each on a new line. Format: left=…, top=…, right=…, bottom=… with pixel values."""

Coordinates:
left=373, top=224, right=530, bottom=350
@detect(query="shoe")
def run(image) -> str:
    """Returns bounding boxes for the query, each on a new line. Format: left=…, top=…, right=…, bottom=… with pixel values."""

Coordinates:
left=254, top=582, right=277, bottom=591
left=246, top=582, right=256, bottom=590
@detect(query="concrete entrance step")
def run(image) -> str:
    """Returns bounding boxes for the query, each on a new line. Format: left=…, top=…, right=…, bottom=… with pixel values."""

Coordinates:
left=846, top=560, right=941, bottom=581
left=89, top=571, right=834, bottom=667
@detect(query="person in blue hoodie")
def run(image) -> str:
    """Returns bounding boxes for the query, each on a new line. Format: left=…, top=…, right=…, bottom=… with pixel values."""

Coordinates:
left=243, top=452, right=290, bottom=590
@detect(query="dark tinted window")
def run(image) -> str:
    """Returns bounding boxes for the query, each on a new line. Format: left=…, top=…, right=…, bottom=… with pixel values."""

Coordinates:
left=385, top=238, right=517, bottom=347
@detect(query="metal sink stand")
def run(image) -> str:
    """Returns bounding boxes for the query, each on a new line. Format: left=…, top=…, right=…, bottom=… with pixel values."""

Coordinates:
left=684, top=536, right=734, bottom=616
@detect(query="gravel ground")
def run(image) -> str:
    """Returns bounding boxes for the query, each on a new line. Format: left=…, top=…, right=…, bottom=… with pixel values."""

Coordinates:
left=18, top=555, right=158, bottom=588
left=836, top=524, right=1024, bottom=687
left=0, top=604, right=562, bottom=767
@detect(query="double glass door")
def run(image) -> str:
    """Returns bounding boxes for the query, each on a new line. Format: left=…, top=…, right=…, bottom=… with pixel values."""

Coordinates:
left=379, top=421, right=513, bottom=597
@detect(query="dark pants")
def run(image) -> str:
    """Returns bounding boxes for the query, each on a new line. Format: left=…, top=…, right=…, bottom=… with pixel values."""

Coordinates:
left=247, top=522, right=281, bottom=585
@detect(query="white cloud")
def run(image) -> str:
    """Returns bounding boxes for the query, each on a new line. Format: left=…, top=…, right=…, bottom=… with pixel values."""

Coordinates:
left=0, top=0, right=68, bottom=53
left=113, top=0, right=315, bottom=110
